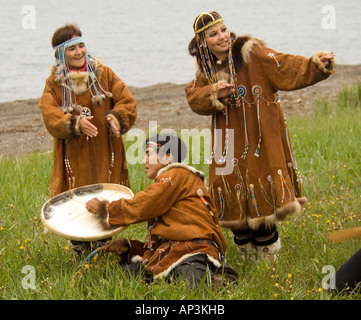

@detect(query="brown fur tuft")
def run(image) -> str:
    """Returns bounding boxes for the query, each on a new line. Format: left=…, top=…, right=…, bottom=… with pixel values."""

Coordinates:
left=92, top=200, right=113, bottom=230
left=329, top=227, right=361, bottom=242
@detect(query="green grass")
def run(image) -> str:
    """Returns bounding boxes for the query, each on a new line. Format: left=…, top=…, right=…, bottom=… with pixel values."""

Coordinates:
left=1, top=83, right=361, bottom=300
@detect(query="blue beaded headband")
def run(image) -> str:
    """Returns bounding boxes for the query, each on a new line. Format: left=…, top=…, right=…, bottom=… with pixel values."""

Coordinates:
left=54, top=36, right=85, bottom=51
left=53, top=36, right=112, bottom=113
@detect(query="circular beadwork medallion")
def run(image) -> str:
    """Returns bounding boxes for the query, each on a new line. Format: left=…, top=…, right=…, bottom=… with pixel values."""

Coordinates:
left=196, top=188, right=204, bottom=197
left=237, top=85, right=247, bottom=97
left=235, top=184, right=241, bottom=191
left=80, top=107, right=92, bottom=117
left=252, top=85, right=262, bottom=96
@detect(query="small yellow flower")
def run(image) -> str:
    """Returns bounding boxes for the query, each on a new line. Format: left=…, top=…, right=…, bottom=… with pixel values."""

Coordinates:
left=287, top=274, right=292, bottom=279
left=19, top=246, right=24, bottom=250
left=274, top=294, right=278, bottom=297
left=274, top=283, right=279, bottom=287
left=64, top=246, right=69, bottom=251
left=318, top=288, right=323, bottom=293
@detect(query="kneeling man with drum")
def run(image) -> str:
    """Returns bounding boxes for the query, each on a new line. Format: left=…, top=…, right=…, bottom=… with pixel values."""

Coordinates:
left=86, top=134, right=237, bottom=287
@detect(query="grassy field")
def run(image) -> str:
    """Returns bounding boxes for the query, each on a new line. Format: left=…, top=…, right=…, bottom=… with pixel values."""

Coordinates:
left=1, top=83, right=361, bottom=301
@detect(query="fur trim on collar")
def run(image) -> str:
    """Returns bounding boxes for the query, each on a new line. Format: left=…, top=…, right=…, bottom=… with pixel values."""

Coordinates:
left=232, top=36, right=264, bottom=71
left=156, top=163, right=205, bottom=181
left=50, top=57, right=105, bottom=94
left=196, top=36, right=264, bottom=80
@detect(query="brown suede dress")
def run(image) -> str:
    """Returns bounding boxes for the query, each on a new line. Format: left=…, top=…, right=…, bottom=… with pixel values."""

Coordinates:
left=39, top=58, right=137, bottom=198
left=185, top=36, right=335, bottom=233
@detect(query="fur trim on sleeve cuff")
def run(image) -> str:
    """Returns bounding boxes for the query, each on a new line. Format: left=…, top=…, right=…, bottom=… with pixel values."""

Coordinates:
left=66, top=115, right=82, bottom=138
left=312, top=51, right=336, bottom=75
left=105, top=113, right=121, bottom=134
left=105, top=110, right=126, bottom=134
left=210, top=80, right=228, bottom=111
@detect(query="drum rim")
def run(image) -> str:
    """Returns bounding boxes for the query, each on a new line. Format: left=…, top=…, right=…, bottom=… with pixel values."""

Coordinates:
left=40, top=183, right=133, bottom=241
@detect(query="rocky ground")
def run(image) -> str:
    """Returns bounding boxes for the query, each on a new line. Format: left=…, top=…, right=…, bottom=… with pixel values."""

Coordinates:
left=0, top=64, right=360, bottom=157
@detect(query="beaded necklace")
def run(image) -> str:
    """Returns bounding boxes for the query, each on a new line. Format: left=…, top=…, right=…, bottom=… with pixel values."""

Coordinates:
left=54, top=37, right=117, bottom=190
left=54, top=37, right=112, bottom=113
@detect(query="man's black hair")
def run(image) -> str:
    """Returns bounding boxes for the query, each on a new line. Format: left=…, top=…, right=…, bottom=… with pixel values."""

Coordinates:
left=145, top=133, right=187, bottom=163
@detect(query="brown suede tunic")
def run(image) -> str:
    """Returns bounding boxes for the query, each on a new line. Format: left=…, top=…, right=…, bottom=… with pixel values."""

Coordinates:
left=185, top=36, right=336, bottom=232
left=107, top=163, right=227, bottom=277
left=39, top=59, right=137, bottom=198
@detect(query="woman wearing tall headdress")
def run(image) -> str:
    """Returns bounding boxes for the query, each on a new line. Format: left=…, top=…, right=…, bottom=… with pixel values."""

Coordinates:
left=39, top=24, right=137, bottom=254
left=185, top=12, right=335, bottom=261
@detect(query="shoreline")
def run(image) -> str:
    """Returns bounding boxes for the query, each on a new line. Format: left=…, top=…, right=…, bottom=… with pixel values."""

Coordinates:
left=1, top=64, right=360, bottom=158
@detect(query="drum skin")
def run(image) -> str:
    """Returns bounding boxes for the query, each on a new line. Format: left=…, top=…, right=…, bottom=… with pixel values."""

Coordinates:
left=41, top=183, right=133, bottom=241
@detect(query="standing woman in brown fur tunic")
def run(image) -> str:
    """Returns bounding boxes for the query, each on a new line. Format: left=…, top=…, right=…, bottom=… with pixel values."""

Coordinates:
left=39, top=24, right=137, bottom=254
left=185, top=12, right=335, bottom=261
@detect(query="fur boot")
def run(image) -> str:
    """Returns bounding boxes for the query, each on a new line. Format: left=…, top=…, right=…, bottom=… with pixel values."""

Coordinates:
left=233, top=230, right=257, bottom=262
left=237, top=241, right=258, bottom=262
left=255, top=237, right=281, bottom=261
left=252, top=224, right=281, bottom=261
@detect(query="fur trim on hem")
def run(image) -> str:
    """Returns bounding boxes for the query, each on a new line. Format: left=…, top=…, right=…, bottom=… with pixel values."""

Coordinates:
left=156, top=163, right=205, bottom=181
left=312, top=51, right=336, bottom=75
left=220, top=218, right=249, bottom=233
left=210, top=80, right=228, bottom=111
left=130, top=255, right=143, bottom=263
left=220, top=197, right=307, bottom=231
left=153, top=252, right=221, bottom=280
left=249, top=199, right=303, bottom=230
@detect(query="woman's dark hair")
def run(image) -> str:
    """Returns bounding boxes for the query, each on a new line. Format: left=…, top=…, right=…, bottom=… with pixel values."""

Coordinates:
left=51, top=24, right=82, bottom=48
left=145, top=133, right=187, bottom=163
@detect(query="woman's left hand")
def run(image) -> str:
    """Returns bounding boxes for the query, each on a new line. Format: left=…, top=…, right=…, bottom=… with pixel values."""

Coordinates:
left=107, top=117, right=121, bottom=138
left=217, top=83, right=235, bottom=98
left=319, top=52, right=335, bottom=67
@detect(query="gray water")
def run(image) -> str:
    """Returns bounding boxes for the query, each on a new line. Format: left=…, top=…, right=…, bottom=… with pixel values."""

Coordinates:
left=0, top=0, right=360, bottom=102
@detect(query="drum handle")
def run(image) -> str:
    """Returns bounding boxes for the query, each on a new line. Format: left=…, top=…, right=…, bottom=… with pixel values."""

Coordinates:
left=82, top=245, right=107, bottom=264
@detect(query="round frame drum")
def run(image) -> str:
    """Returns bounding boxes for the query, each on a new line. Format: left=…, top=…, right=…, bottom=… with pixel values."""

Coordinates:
left=41, top=183, right=133, bottom=241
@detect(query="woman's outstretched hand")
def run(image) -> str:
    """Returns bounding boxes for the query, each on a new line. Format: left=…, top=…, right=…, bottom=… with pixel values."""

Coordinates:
left=217, top=82, right=235, bottom=99
left=319, top=52, right=335, bottom=68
